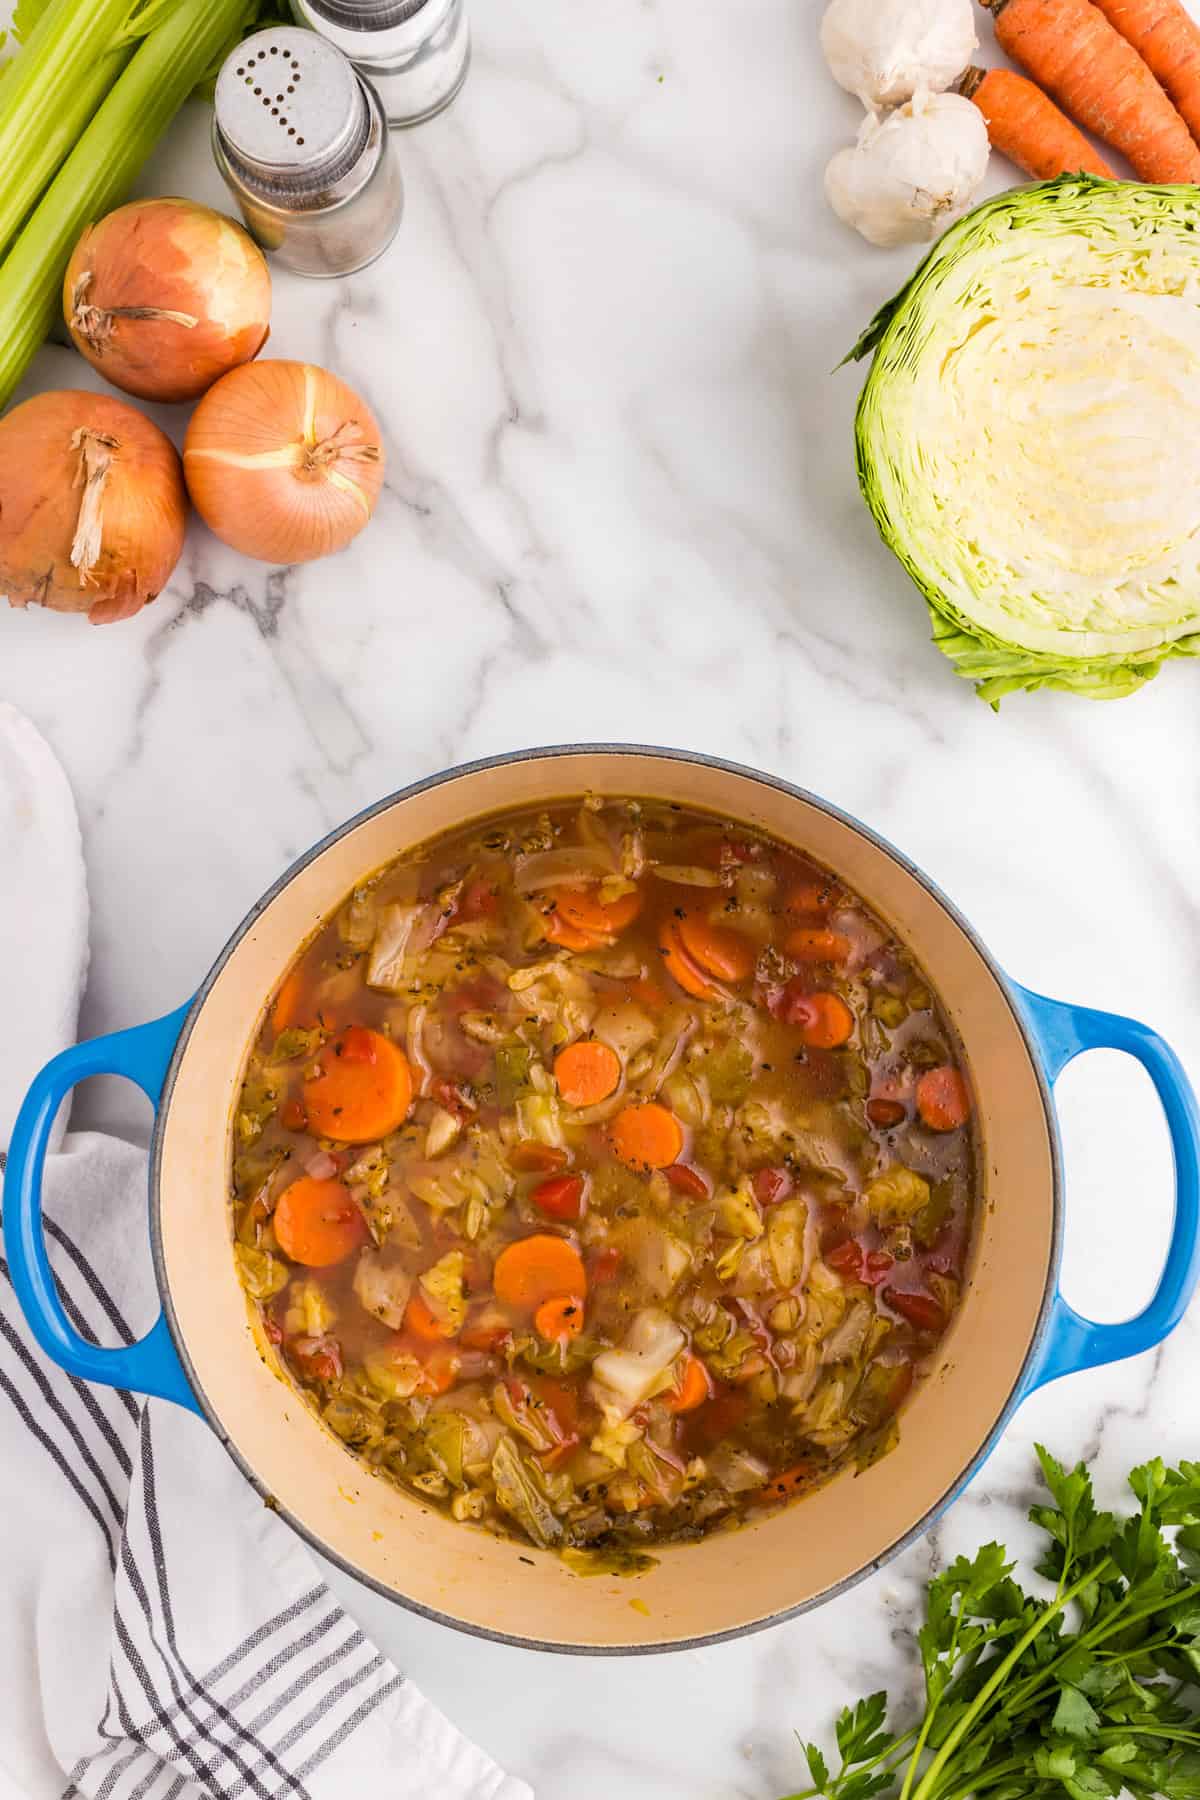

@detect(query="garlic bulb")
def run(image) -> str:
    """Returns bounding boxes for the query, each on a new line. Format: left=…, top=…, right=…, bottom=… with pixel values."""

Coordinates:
left=820, top=0, right=977, bottom=110
left=825, top=93, right=989, bottom=249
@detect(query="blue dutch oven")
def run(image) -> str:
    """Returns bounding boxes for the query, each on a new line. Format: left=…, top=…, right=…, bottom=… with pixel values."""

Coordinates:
left=5, top=746, right=1199, bottom=1652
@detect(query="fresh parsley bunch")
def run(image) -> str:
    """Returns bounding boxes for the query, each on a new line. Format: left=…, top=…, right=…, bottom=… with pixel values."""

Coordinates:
left=788, top=1448, right=1200, bottom=1800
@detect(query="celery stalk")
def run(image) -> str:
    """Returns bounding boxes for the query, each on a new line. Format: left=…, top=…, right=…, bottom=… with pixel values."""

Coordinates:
left=0, top=0, right=136, bottom=263
left=0, top=0, right=259, bottom=411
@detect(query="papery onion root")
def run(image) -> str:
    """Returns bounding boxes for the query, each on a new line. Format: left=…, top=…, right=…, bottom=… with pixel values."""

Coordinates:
left=69, top=271, right=199, bottom=354
left=62, top=199, right=271, bottom=403
left=0, top=389, right=187, bottom=622
left=69, top=427, right=119, bottom=584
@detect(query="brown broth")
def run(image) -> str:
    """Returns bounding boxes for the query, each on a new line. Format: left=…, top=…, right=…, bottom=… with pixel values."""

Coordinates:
left=230, top=797, right=978, bottom=1564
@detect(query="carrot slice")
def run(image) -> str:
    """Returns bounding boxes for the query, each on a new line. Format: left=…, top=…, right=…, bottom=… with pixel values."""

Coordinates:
left=555, top=1040, right=621, bottom=1107
left=785, top=927, right=851, bottom=964
left=405, top=1291, right=458, bottom=1342
left=303, top=1026, right=413, bottom=1142
left=555, top=887, right=642, bottom=935
left=416, top=1344, right=461, bottom=1395
left=785, top=879, right=836, bottom=916
left=273, top=1177, right=366, bottom=1268
left=750, top=1460, right=820, bottom=1505
left=543, top=909, right=603, bottom=952
left=787, top=991, right=855, bottom=1050
left=493, top=1234, right=588, bottom=1310
left=916, top=1066, right=971, bottom=1132
left=676, top=912, right=755, bottom=983
left=271, top=967, right=310, bottom=1034
left=657, top=917, right=717, bottom=1000
left=610, top=1101, right=684, bottom=1171
left=665, top=1354, right=711, bottom=1414
left=533, top=1293, right=585, bottom=1341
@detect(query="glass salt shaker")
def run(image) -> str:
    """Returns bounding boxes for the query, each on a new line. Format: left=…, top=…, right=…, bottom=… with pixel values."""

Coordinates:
left=212, top=26, right=404, bottom=278
left=289, top=0, right=470, bottom=127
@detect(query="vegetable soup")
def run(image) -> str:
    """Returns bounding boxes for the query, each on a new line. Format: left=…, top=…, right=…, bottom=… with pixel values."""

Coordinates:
left=231, top=798, right=977, bottom=1565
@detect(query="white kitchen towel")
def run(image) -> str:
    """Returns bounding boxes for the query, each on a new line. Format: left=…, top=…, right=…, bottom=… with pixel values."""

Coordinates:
left=0, top=703, right=89, bottom=1153
left=0, top=708, right=530, bottom=1800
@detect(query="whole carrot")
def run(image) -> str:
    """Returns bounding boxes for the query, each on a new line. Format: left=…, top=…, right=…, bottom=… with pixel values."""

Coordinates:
left=984, top=0, right=1200, bottom=181
left=1090, top=0, right=1200, bottom=148
left=959, top=65, right=1116, bottom=178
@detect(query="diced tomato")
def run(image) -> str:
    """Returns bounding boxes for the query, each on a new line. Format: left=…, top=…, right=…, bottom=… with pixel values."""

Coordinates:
left=460, top=877, right=499, bottom=920
left=825, top=1236, right=863, bottom=1280
left=289, top=1335, right=342, bottom=1382
left=699, top=834, right=757, bottom=868
left=884, top=1287, right=945, bottom=1333
left=665, top=1163, right=710, bottom=1200
left=281, top=1099, right=308, bottom=1132
left=531, top=1373, right=580, bottom=1438
left=588, top=1246, right=621, bottom=1285
left=686, top=1387, right=749, bottom=1449
left=532, top=1174, right=585, bottom=1221
left=773, top=976, right=814, bottom=1024
left=432, top=1077, right=474, bottom=1120
left=752, top=1165, right=792, bottom=1207
left=867, top=1097, right=906, bottom=1129
left=508, top=1141, right=569, bottom=1175
left=863, top=1249, right=895, bottom=1286
left=443, top=975, right=505, bottom=1016
left=263, top=1314, right=283, bottom=1346
left=460, top=1317, right=511, bottom=1353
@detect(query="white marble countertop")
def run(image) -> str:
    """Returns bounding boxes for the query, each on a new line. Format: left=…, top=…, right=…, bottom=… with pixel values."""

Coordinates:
left=5, top=2, right=1200, bottom=1794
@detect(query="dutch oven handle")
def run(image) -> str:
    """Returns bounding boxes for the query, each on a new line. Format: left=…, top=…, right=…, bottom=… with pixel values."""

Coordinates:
left=2, top=1006, right=200, bottom=1412
left=1015, top=984, right=1200, bottom=1392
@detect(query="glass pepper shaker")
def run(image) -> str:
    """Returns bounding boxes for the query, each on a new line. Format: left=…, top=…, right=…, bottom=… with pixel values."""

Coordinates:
left=289, top=0, right=471, bottom=127
left=211, top=26, right=404, bottom=278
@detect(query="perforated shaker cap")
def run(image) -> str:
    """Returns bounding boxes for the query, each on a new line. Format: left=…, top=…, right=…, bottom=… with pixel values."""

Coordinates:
left=214, top=27, right=370, bottom=199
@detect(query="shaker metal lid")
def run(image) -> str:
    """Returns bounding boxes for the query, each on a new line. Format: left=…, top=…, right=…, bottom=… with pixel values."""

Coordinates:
left=305, top=0, right=432, bottom=27
left=214, top=27, right=369, bottom=195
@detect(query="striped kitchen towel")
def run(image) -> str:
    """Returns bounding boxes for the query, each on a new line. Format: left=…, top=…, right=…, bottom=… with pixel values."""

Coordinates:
left=0, top=706, right=529, bottom=1800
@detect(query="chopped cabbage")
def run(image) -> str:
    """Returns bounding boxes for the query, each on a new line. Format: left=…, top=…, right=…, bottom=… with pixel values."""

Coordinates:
left=418, top=1251, right=467, bottom=1333
left=717, top=1177, right=764, bottom=1240
left=865, top=1165, right=931, bottom=1225
left=352, top=1252, right=412, bottom=1330
left=589, top=1308, right=685, bottom=1418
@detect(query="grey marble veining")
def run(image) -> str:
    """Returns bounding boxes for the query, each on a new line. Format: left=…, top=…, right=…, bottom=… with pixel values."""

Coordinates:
left=2, top=2, right=1199, bottom=1793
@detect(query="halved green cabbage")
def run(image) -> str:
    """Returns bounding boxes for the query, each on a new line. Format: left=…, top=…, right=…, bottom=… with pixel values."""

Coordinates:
left=852, top=177, right=1200, bottom=703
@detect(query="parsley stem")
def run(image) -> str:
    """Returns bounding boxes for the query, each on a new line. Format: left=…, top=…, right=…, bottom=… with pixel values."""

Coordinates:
left=920, top=1754, right=1027, bottom=1800
left=908, top=1561, right=1105, bottom=1800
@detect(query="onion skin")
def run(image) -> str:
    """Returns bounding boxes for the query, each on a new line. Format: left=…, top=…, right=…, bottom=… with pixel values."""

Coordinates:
left=0, top=390, right=187, bottom=624
left=63, top=198, right=271, bottom=404
left=183, top=360, right=385, bottom=565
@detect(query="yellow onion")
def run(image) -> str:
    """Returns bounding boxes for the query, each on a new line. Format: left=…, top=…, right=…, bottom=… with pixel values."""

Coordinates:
left=0, top=390, right=187, bottom=625
left=183, top=360, right=384, bottom=564
left=64, top=198, right=271, bottom=403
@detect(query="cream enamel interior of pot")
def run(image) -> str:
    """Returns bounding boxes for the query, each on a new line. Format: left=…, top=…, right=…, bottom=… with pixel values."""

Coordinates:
left=157, top=752, right=1055, bottom=1650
